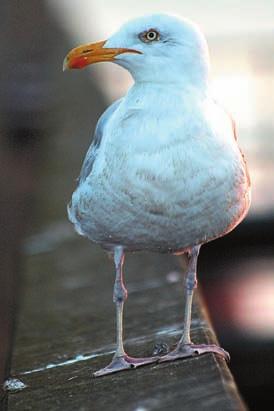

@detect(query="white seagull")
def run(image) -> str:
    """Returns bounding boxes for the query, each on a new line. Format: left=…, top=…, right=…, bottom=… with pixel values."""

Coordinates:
left=63, top=13, right=251, bottom=377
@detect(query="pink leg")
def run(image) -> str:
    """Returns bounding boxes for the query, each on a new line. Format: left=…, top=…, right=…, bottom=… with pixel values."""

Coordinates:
left=94, top=246, right=158, bottom=377
left=159, top=245, right=230, bottom=364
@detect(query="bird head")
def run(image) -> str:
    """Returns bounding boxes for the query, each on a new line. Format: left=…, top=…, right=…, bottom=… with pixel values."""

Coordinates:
left=63, top=14, right=210, bottom=87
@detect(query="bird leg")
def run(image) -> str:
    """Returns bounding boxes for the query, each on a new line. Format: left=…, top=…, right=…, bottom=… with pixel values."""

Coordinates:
left=159, top=245, right=229, bottom=363
left=93, top=246, right=158, bottom=377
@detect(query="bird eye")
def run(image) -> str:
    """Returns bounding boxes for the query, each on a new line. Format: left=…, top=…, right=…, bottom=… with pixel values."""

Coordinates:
left=140, top=29, right=160, bottom=43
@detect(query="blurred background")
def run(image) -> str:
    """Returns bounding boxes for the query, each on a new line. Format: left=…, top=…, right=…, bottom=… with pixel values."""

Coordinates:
left=0, top=0, right=273, bottom=409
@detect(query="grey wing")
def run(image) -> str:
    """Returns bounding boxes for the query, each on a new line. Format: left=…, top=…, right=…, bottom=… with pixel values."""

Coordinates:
left=77, top=98, right=122, bottom=185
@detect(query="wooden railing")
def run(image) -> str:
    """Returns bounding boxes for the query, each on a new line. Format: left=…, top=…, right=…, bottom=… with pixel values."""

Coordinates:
left=6, top=235, right=246, bottom=410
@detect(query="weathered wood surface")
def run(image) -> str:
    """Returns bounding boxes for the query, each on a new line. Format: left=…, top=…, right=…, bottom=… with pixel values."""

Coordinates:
left=7, top=229, right=246, bottom=410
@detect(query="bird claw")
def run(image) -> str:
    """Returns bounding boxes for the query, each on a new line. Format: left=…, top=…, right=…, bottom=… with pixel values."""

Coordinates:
left=158, top=343, right=230, bottom=363
left=93, top=354, right=159, bottom=377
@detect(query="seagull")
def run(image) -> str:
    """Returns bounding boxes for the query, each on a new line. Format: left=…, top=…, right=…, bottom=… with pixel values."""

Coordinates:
left=63, top=13, right=251, bottom=377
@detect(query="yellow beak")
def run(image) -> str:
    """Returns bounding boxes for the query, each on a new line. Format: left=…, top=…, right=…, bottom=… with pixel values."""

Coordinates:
left=63, top=40, right=142, bottom=71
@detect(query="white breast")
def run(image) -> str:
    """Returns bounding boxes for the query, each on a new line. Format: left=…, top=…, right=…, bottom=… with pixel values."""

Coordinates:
left=69, top=86, right=250, bottom=252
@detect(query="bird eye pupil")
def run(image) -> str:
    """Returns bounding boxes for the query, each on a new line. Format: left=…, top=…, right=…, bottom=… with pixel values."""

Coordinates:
left=148, top=31, right=156, bottom=39
left=139, top=29, right=159, bottom=43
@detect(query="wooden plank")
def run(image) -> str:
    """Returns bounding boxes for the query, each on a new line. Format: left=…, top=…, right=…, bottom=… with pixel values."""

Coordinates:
left=7, top=229, right=246, bottom=410
left=0, top=129, right=39, bottom=409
